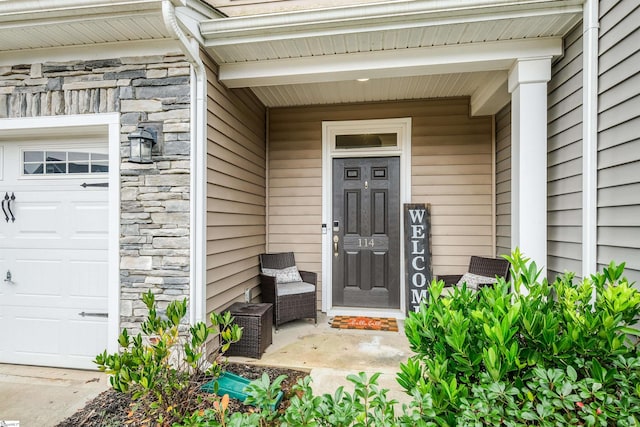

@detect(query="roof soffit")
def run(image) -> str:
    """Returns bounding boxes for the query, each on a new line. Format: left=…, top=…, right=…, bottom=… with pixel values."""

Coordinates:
left=0, top=0, right=173, bottom=53
left=0, top=0, right=164, bottom=24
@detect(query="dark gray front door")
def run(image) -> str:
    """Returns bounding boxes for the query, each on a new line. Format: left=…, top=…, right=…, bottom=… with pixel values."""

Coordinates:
left=332, top=157, right=400, bottom=308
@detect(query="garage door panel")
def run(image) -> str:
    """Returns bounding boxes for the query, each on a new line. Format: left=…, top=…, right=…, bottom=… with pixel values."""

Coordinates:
left=7, top=304, right=106, bottom=368
left=13, top=257, right=64, bottom=298
left=12, top=253, right=107, bottom=305
left=67, top=319, right=108, bottom=358
left=13, top=201, right=62, bottom=238
left=11, top=198, right=107, bottom=248
left=13, top=194, right=108, bottom=243
left=69, top=259, right=108, bottom=300
left=72, top=202, right=109, bottom=237
left=0, top=255, right=7, bottom=291
left=13, top=315, right=62, bottom=355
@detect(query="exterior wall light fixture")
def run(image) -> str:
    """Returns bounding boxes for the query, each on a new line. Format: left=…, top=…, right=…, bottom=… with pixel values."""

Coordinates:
left=128, top=125, right=157, bottom=164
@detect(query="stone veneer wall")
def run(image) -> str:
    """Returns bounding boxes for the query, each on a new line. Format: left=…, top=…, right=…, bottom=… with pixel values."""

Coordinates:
left=0, top=53, right=192, bottom=331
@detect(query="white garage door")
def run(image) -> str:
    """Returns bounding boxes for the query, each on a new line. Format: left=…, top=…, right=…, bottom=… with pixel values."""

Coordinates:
left=0, top=140, right=109, bottom=370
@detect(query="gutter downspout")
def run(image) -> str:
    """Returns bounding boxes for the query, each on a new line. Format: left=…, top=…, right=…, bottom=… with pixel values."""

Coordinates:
left=582, top=0, right=598, bottom=280
left=163, top=0, right=207, bottom=324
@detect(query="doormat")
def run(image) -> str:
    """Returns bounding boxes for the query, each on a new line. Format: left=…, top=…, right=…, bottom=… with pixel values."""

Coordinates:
left=330, top=316, right=399, bottom=332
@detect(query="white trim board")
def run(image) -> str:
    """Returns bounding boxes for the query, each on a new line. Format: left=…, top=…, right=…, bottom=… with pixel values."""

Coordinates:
left=0, top=39, right=181, bottom=67
left=0, top=113, right=121, bottom=356
left=322, top=117, right=411, bottom=319
left=201, top=0, right=582, bottom=45
left=218, top=38, right=563, bottom=88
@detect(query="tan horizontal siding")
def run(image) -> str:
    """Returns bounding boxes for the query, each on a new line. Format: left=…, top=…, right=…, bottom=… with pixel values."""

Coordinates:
left=269, top=97, right=494, bottom=303
left=204, top=51, right=266, bottom=314
left=597, top=2, right=640, bottom=285
left=495, top=103, right=511, bottom=258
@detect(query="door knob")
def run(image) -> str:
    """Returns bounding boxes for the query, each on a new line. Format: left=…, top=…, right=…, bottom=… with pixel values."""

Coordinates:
left=333, top=235, right=339, bottom=257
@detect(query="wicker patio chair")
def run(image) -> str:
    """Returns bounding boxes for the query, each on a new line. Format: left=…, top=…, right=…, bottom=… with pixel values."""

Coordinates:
left=438, top=255, right=511, bottom=289
left=259, top=252, right=318, bottom=330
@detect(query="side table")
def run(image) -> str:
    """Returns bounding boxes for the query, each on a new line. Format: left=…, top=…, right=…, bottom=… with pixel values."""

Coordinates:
left=225, top=302, right=273, bottom=359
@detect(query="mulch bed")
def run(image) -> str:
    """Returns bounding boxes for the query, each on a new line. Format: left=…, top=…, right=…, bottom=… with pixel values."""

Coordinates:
left=55, top=363, right=309, bottom=427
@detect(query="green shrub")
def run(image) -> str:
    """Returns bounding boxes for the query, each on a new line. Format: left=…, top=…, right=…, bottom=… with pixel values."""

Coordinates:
left=113, top=252, right=640, bottom=426
left=95, top=290, right=242, bottom=425
left=400, top=249, right=640, bottom=425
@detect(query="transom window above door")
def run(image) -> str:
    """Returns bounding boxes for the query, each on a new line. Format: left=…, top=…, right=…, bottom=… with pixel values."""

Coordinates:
left=22, top=150, right=109, bottom=175
left=327, top=118, right=408, bottom=157
left=335, top=133, right=397, bottom=149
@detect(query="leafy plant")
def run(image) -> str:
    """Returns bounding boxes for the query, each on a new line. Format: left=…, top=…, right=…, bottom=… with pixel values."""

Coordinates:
left=400, top=249, right=640, bottom=425
left=280, top=372, right=400, bottom=427
left=95, top=290, right=242, bottom=425
left=179, top=373, right=288, bottom=427
left=178, top=393, right=262, bottom=427
left=280, top=376, right=323, bottom=427
left=244, top=372, right=287, bottom=425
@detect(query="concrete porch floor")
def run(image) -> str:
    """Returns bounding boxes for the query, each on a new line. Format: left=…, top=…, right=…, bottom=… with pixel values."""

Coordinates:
left=228, top=312, right=412, bottom=404
left=0, top=312, right=413, bottom=426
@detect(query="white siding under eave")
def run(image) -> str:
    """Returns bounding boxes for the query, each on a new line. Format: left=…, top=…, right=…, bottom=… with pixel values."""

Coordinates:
left=547, top=22, right=584, bottom=280
left=597, top=0, right=640, bottom=284
left=495, top=103, right=511, bottom=258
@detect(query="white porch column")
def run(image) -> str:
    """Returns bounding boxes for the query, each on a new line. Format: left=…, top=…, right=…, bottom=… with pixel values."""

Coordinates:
left=508, top=57, right=551, bottom=277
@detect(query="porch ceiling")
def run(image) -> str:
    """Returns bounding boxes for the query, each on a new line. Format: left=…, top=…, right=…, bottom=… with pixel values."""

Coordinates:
left=251, top=71, right=505, bottom=108
left=201, top=0, right=583, bottom=110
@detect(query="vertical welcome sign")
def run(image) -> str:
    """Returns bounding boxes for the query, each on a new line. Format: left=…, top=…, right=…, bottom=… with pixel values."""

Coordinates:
left=404, top=203, right=432, bottom=313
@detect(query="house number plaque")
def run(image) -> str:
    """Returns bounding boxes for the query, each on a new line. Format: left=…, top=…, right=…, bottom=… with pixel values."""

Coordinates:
left=342, top=236, right=388, bottom=251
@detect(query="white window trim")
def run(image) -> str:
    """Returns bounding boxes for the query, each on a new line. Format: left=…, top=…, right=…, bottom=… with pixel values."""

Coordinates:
left=321, top=117, right=411, bottom=319
left=0, top=113, right=120, bottom=355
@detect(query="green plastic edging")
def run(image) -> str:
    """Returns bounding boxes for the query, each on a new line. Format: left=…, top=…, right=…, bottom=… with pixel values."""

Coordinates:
left=201, top=371, right=283, bottom=410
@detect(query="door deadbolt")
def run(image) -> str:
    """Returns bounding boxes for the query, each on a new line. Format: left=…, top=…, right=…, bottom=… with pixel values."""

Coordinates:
left=4, top=270, right=13, bottom=284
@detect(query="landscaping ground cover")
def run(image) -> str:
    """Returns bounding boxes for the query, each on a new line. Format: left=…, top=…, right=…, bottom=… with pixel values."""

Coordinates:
left=55, top=363, right=308, bottom=427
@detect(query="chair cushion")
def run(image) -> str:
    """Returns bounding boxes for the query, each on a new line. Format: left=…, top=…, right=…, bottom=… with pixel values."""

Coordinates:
left=277, top=281, right=315, bottom=296
left=262, top=266, right=302, bottom=284
left=456, top=272, right=497, bottom=291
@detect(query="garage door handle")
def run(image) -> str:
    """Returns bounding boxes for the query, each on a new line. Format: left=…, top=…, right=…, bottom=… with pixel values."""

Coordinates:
left=81, top=182, right=109, bottom=188
left=1, top=193, right=7, bottom=222
left=8, top=192, right=15, bottom=222
left=78, top=311, right=108, bottom=318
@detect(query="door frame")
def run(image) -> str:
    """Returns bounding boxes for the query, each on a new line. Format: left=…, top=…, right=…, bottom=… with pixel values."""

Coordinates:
left=322, top=117, right=411, bottom=318
left=0, top=113, right=120, bottom=357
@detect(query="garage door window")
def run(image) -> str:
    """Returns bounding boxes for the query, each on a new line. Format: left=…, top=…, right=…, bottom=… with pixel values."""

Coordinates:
left=23, top=151, right=109, bottom=175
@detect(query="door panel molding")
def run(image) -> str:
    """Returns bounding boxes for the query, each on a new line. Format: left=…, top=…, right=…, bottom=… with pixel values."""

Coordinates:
left=322, top=118, right=411, bottom=317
